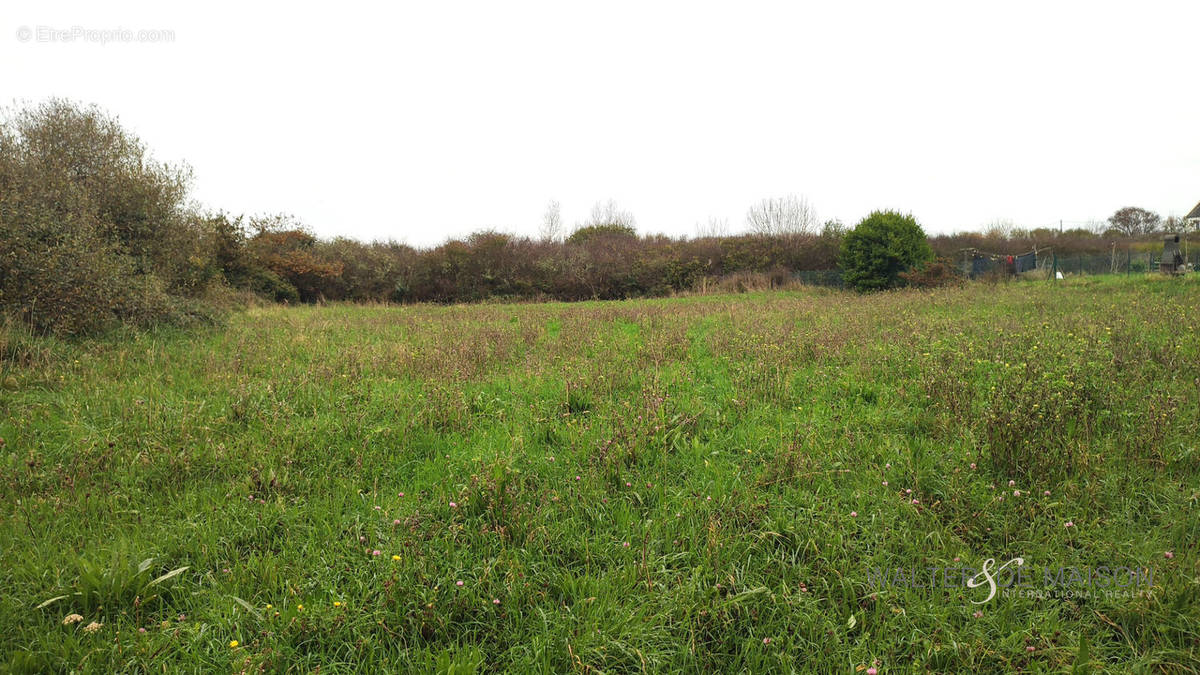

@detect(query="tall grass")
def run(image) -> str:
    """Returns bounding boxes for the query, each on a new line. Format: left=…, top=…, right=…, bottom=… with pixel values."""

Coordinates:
left=1, top=276, right=1197, bottom=672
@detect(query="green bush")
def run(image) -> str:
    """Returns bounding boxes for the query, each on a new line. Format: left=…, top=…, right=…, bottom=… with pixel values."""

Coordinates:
left=0, top=100, right=215, bottom=335
left=245, top=267, right=300, bottom=304
left=840, top=210, right=933, bottom=292
left=566, top=223, right=636, bottom=245
left=0, top=213, right=175, bottom=335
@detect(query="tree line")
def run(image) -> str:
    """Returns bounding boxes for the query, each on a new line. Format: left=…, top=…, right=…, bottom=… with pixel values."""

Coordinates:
left=0, top=100, right=1182, bottom=336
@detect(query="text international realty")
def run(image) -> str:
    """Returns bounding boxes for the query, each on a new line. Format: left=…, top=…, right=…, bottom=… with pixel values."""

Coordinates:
left=867, top=564, right=1155, bottom=592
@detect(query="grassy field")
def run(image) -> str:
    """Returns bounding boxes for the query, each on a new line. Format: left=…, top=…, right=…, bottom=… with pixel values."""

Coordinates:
left=1, top=276, right=1198, bottom=673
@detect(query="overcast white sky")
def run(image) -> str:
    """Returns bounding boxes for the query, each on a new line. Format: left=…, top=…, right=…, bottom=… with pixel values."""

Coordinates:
left=4, top=1, right=1199, bottom=246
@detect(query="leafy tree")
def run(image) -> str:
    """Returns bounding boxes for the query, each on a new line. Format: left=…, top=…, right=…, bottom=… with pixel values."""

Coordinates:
left=820, top=219, right=847, bottom=238
left=840, top=210, right=933, bottom=292
left=1107, top=206, right=1161, bottom=236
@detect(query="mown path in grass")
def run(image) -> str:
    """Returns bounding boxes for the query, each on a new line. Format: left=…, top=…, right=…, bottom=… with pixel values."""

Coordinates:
left=1, top=276, right=1198, bottom=672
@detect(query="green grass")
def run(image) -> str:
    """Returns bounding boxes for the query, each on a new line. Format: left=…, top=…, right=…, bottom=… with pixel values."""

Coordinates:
left=1, top=276, right=1198, bottom=673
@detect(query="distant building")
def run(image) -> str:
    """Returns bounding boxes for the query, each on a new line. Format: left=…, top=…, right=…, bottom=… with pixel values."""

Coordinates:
left=1187, top=200, right=1200, bottom=228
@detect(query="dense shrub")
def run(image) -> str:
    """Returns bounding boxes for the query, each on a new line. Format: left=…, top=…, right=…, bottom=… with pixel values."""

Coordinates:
left=898, top=257, right=965, bottom=288
left=0, top=100, right=216, bottom=335
left=246, top=220, right=343, bottom=303
left=840, top=210, right=933, bottom=292
left=0, top=217, right=144, bottom=335
left=566, top=223, right=637, bottom=245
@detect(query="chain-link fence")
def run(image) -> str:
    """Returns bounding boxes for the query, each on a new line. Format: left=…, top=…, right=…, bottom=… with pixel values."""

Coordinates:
left=793, top=269, right=845, bottom=288
left=962, top=250, right=1199, bottom=279
left=1052, top=251, right=1199, bottom=276
left=788, top=249, right=1197, bottom=289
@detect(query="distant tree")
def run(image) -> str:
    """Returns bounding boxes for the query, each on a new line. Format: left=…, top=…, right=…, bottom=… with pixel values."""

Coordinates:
left=820, top=219, right=847, bottom=238
left=983, top=219, right=1015, bottom=239
left=539, top=199, right=562, bottom=242
left=694, top=216, right=730, bottom=238
left=746, top=195, right=817, bottom=236
left=582, top=199, right=636, bottom=230
left=840, top=210, right=933, bottom=292
left=1107, top=207, right=1161, bottom=236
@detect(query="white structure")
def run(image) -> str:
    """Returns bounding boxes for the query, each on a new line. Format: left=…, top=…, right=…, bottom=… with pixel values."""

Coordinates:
left=1179, top=200, right=1198, bottom=272
left=1187, top=200, right=1200, bottom=229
